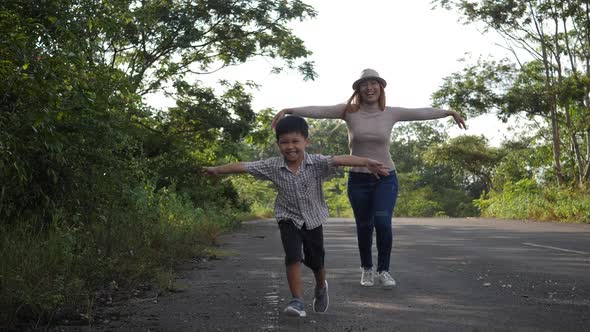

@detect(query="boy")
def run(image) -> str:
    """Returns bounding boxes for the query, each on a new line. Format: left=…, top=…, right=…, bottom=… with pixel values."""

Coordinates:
left=204, top=116, right=389, bottom=317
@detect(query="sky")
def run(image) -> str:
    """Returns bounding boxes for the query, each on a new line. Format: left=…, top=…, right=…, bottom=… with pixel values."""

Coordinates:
left=146, top=0, right=526, bottom=146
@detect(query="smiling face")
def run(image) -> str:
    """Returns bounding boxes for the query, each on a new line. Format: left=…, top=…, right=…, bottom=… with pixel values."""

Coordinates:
left=358, top=79, right=382, bottom=105
left=277, top=132, right=309, bottom=165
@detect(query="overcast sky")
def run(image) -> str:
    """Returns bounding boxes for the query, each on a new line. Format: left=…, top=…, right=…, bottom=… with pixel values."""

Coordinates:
left=146, top=0, right=525, bottom=146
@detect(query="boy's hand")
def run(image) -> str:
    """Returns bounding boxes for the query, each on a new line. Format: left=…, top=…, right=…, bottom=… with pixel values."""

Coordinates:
left=366, top=159, right=390, bottom=177
left=201, top=163, right=247, bottom=175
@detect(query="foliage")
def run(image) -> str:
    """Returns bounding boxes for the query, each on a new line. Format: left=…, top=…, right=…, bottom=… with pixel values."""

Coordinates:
left=307, top=119, right=349, bottom=156
left=432, top=0, right=590, bottom=187
left=476, top=179, right=590, bottom=223
left=1, top=0, right=317, bottom=221
left=0, top=184, right=240, bottom=329
left=390, top=123, right=481, bottom=217
left=231, top=174, right=275, bottom=218
left=308, top=119, right=352, bottom=217
left=432, top=57, right=513, bottom=119
left=492, top=135, right=550, bottom=188
left=324, top=175, right=353, bottom=217
left=0, top=0, right=317, bottom=328
left=239, top=108, right=281, bottom=160
left=395, top=177, right=445, bottom=217
left=423, top=135, right=502, bottom=193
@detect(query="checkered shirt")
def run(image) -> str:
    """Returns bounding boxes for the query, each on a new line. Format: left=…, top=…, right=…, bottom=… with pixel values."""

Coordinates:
left=244, top=153, right=336, bottom=229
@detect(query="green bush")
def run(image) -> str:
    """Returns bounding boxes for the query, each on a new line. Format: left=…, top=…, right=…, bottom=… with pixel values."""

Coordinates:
left=395, top=187, right=445, bottom=217
left=0, top=184, right=241, bottom=329
left=325, top=175, right=353, bottom=218
left=475, top=179, right=590, bottom=223
left=230, top=175, right=275, bottom=218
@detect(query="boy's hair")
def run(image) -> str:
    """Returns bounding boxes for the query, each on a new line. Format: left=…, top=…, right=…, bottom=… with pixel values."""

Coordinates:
left=275, top=116, right=309, bottom=141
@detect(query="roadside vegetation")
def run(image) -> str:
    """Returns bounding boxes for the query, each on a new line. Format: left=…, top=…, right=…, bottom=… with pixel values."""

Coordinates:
left=0, top=0, right=316, bottom=329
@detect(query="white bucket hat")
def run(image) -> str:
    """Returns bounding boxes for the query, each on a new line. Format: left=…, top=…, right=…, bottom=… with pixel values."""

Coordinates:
left=352, top=68, right=387, bottom=90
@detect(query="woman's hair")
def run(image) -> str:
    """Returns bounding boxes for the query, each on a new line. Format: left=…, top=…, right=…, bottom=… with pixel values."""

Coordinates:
left=341, top=82, right=386, bottom=118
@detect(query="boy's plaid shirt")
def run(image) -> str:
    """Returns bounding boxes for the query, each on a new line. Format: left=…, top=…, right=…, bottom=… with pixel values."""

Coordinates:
left=244, top=153, right=336, bottom=229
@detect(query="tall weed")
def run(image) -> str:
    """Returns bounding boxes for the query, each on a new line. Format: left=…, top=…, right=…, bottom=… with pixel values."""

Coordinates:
left=476, top=179, right=590, bottom=223
left=0, top=184, right=241, bottom=329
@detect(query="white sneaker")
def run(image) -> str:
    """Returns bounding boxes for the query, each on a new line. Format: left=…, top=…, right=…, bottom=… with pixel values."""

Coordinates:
left=360, top=268, right=374, bottom=287
left=376, top=271, right=396, bottom=288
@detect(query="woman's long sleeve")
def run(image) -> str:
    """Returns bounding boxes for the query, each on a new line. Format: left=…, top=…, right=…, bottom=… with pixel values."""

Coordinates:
left=391, top=107, right=450, bottom=122
left=288, top=104, right=346, bottom=119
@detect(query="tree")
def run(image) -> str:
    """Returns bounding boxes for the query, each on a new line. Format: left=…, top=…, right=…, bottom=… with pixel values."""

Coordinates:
left=390, top=122, right=479, bottom=217
left=492, top=135, right=547, bottom=189
left=307, top=119, right=349, bottom=156
left=423, top=135, right=502, bottom=195
left=433, top=0, right=590, bottom=188
left=0, top=0, right=318, bottom=222
left=1, top=1, right=322, bottom=327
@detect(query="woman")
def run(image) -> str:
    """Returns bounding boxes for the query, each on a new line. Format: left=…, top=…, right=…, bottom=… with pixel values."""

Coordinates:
left=271, top=68, right=466, bottom=288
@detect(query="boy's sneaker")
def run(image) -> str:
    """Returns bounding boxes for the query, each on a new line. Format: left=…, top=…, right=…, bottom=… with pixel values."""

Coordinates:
left=284, top=298, right=306, bottom=317
left=360, top=267, right=374, bottom=287
left=313, top=280, right=329, bottom=313
left=376, top=271, right=396, bottom=288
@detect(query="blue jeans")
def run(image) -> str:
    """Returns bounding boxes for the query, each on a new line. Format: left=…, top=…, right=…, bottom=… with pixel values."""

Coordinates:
left=347, top=171, right=398, bottom=273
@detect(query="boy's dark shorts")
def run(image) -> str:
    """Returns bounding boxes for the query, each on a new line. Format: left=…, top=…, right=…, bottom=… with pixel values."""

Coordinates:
left=278, top=219, right=325, bottom=272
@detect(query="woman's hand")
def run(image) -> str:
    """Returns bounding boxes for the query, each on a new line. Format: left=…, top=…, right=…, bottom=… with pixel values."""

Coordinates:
left=449, top=110, right=467, bottom=129
left=271, top=109, right=289, bottom=129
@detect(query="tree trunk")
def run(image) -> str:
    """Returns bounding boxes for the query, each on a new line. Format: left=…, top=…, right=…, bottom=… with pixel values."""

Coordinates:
left=585, top=129, right=590, bottom=185
left=549, top=106, right=564, bottom=185
left=533, top=7, right=564, bottom=185
left=559, top=15, right=585, bottom=186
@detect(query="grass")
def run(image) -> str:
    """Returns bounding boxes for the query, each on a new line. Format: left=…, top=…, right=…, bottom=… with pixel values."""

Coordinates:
left=476, top=179, right=590, bottom=223
left=0, top=185, right=243, bottom=330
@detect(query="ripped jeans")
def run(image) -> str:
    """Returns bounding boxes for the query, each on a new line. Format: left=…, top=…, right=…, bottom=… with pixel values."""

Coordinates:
left=347, top=171, right=398, bottom=273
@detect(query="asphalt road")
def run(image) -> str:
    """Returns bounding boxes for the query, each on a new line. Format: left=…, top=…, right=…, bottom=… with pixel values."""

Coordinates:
left=118, top=217, right=590, bottom=331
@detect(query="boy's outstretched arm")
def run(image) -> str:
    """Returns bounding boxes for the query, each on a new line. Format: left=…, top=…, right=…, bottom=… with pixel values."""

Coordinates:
left=204, top=162, right=247, bottom=176
left=332, top=155, right=390, bottom=177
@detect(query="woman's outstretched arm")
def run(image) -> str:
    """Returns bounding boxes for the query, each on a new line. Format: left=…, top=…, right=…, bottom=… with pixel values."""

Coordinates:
left=392, top=107, right=467, bottom=129
left=271, top=104, right=346, bottom=128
